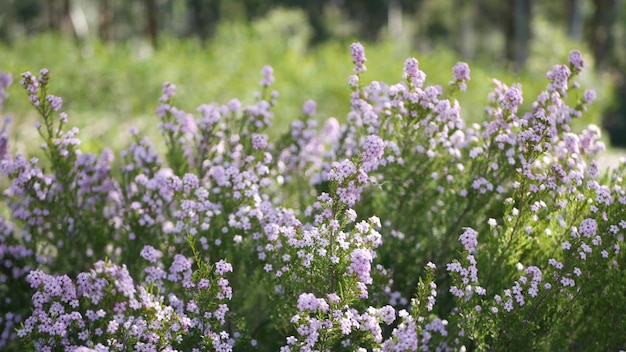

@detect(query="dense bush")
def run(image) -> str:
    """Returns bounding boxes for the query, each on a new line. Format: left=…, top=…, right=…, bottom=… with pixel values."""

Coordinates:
left=0, top=43, right=624, bottom=351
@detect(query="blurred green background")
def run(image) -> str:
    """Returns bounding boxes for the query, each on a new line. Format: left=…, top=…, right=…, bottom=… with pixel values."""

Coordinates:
left=0, top=0, right=625, bottom=160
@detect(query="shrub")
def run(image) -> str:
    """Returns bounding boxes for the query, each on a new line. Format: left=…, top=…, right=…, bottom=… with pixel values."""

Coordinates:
left=0, top=43, right=624, bottom=351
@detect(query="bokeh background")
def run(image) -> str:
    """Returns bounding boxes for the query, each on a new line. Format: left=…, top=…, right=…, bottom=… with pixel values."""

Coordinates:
left=0, top=0, right=625, bottom=161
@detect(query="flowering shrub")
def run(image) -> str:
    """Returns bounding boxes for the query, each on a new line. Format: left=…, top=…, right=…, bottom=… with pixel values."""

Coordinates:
left=0, top=43, right=624, bottom=351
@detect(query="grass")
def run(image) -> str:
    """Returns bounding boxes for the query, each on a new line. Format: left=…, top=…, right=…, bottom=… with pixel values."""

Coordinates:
left=0, top=17, right=616, bottom=157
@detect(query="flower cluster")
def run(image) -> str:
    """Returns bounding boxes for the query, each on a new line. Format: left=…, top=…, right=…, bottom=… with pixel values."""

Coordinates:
left=18, top=254, right=239, bottom=352
left=18, top=261, right=192, bottom=351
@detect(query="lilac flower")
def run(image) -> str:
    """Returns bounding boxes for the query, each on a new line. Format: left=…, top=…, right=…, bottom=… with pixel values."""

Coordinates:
left=350, top=248, right=373, bottom=284
left=297, top=293, right=320, bottom=312
left=214, top=260, right=233, bottom=275
left=350, top=42, right=367, bottom=74
left=74, top=347, right=97, bottom=352
left=459, top=227, right=478, bottom=253
left=377, top=305, right=396, bottom=325
left=501, top=84, right=523, bottom=113
left=452, top=62, right=471, bottom=91
left=302, top=99, right=317, bottom=116
left=583, top=89, right=596, bottom=104
left=217, top=278, right=232, bottom=300
left=260, top=65, right=275, bottom=87
left=227, top=98, right=241, bottom=112
left=20, top=71, right=40, bottom=107
left=382, top=310, right=419, bottom=351
left=348, top=74, right=360, bottom=88
left=546, top=64, right=571, bottom=93
left=251, top=133, right=269, bottom=150
left=361, top=135, right=384, bottom=163
left=579, top=218, right=597, bottom=237
left=403, top=58, right=426, bottom=88
left=328, top=159, right=356, bottom=182
left=159, top=82, right=176, bottom=102
left=452, top=62, right=470, bottom=81
left=46, top=95, right=63, bottom=112
left=568, top=50, right=585, bottom=72
left=0, top=117, right=10, bottom=161
left=140, top=245, right=162, bottom=263
left=0, top=71, right=12, bottom=110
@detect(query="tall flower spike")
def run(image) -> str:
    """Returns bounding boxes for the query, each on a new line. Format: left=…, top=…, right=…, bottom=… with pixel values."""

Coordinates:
left=0, top=72, right=12, bottom=110
left=20, top=71, right=40, bottom=107
left=350, top=42, right=367, bottom=74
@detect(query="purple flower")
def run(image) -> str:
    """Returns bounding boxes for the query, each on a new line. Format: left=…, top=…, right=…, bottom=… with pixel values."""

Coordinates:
left=568, top=50, right=585, bottom=72
left=329, top=159, right=356, bottom=182
left=403, top=58, right=426, bottom=88
left=217, top=278, right=232, bottom=299
left=251, top=133, right=269, bottom=150
left=579, top=218, right=597, bottom=237
left=350, top=42, right=367, bottom=74
left=350, top=248, right=373, bottom=284
left=501, top=84, right=523, bottom=113
left=302, top=99, right=317, bottom=116
left=297, top=293, right=319, bottom=312
left=348, top=75, right=359, bottom=88
left=459, top=227, right=478, bottom=253
left=46, top=95, right=63, bottom=112
left=583, top=89, right=596, bottom=104
left=377, top=305, right=396, bottom=325
left=322, top=118, right=341, bottom=144
left=228, top=98, right=241, bottom=112
left=260, top=65, right=275, bottom=87
left=546, top=64, right=571, bottom=93
left=214, top=259, right=233, bottom=275
left=20, top=71, right=40, bottom=107
left=0, top=71, right=12, bottom=110
left=452, top=62, right=471, bottom=91
left=159, top=82, right=176, bottom=102
left=361, top=135, right=385, bottom=163
left=140, top=245, right=162, bottom=263
left=453, top=62, right=470, bottom=81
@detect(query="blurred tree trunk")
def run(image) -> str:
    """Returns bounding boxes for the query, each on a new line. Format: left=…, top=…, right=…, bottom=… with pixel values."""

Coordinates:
left=45, top=0, right=72, bottom=35
left=45, top=0, right=59, bottom=30
left=61, top=0, right=72, bottom=35
left=145, top=0, right=159, bottom=49
left=588, top=0, right=619, bottom=70
left=98, top=0, right=114, bottom=42
left=388, top=0, right=403, bottom=39
left=357, top=0, right=387, bottom=41
left=504, top=0, right=533, bottom=72
left=566, top=0, right=585, bottom=40
left=187, top=0, right=221, bottom=42
left=457, top=0, right=476, bottom=59
left=67, top=0, right=90, bottom=41
left=305, top=0, right=328, bottom=44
